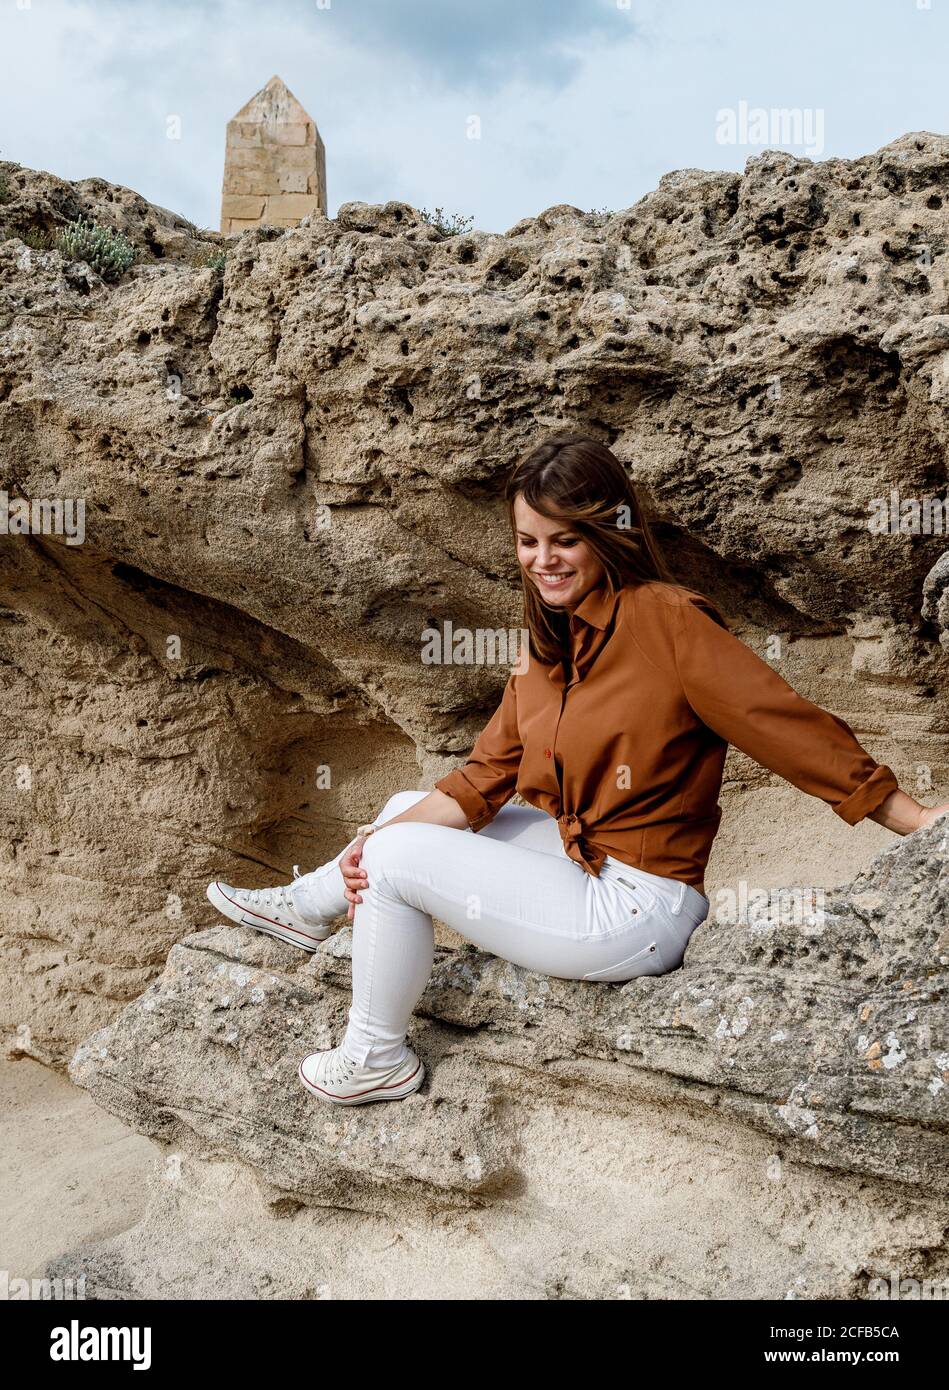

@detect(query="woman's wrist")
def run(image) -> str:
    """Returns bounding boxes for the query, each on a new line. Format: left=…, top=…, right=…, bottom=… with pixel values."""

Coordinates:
left=867, top=788, right=925, bottom=835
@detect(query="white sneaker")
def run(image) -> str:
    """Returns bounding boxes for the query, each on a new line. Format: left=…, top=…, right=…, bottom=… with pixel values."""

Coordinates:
left=297, top=1044, right=425, bottom=1106
left=206, top=867, right=334, bottom=952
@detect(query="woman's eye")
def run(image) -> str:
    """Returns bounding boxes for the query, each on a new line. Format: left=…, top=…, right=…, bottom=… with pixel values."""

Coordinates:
left=558, top=539, right=578, bottom=547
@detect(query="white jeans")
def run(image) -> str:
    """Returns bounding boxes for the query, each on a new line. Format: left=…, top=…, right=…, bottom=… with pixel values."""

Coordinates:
left=291, top=791, right=710, bottom=1068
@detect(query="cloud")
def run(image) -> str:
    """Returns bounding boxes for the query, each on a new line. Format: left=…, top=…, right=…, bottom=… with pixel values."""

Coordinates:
left=89, top=0, right=629, bottom=90
left=1, top=0, right=946, bottom=235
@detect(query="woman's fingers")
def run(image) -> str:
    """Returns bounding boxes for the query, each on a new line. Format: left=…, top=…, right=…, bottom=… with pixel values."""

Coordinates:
left=340, top=835, right=369, bottom=887
left=341, top=830, right=372, bottom=919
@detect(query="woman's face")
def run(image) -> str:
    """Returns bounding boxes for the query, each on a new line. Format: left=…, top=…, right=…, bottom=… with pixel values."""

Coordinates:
left=513, top=494, right=606, bottom=611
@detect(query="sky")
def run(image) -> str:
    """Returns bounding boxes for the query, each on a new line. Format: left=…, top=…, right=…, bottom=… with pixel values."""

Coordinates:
left=1, top=0, right=948, bottom=234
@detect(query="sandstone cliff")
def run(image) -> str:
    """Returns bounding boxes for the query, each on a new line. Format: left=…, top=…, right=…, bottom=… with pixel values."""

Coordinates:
left=2, top=136, right=949, bottom=1297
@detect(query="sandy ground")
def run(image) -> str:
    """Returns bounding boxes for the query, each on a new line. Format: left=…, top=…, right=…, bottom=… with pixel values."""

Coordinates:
left=0, top=1058, right=156, bottom=1280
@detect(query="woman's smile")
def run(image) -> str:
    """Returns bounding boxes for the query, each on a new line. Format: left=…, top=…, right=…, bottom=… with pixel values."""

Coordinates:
left=534, top=569, right=575, bottom=589
left=512, top=495, right=605, bottom=610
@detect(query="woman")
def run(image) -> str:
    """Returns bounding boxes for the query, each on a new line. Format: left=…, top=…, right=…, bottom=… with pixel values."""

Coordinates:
left=207, top=432, right=948, bottom=1107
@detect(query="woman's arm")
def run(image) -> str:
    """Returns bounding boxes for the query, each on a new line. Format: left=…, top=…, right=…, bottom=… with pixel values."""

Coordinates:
left=670, top=593, right=949, bottom=837
left=433, top=673, right=524, bottom=831
left=670, top=592, right=924, bottom=829
left=375, top=788, right=469, bottom=832
left=868, top=788, right=949, bottom=835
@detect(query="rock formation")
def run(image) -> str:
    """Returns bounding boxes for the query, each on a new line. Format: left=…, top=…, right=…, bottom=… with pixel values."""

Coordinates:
left=55, top=815, right=949, bottom=1298
left=2, top=133, right=949, bottom=1296
left=220, top=75, right=327, bottom=234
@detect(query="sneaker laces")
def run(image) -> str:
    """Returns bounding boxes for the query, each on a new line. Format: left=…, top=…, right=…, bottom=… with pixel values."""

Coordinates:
left=244, top=866, right=304, bottom=917
left=327, top=1048, right=358, bottom=1087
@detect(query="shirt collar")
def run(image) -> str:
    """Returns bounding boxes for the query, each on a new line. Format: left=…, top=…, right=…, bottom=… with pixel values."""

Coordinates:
left=568, top=582, right=623, bottom=633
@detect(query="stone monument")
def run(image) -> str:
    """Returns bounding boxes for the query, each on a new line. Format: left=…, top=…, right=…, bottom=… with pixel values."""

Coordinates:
left=219, top=75, right=327, bottom=234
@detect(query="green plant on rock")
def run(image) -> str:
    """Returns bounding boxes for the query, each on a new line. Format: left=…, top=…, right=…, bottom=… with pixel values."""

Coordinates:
left=18, top=228, right=53, bottom=251
left=54, top=216, right=137, bottom=281
left=204, top=248, right=227, bottom=271
left=419, top=206, right=474, bottom=237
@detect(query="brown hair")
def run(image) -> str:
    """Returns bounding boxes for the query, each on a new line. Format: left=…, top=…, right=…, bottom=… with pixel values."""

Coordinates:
left=505, top=431, right=675, bottom=665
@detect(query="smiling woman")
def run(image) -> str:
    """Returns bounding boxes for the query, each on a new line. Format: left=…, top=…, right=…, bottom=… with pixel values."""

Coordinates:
left=504, top=431, right=675, bottom=663
left=207, top=430, right=946, bottom=1108
left=514, top=503, right=601, bottom=604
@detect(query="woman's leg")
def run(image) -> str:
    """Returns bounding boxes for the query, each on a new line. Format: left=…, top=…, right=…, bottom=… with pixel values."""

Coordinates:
left=289, top=790, right=567, bottom=923
left=209, top=790, right=584, bottom=965
left=340, top=819, right=691, bottom=1068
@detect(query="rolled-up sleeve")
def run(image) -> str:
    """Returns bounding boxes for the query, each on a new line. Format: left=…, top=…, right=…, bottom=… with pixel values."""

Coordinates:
left=434, top=675, right=523, bottom=831
left=673, top=595, right=899, bottom=824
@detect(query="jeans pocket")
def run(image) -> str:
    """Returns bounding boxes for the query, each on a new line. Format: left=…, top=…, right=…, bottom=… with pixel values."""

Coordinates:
left=581, top=937, right=661, bottom=982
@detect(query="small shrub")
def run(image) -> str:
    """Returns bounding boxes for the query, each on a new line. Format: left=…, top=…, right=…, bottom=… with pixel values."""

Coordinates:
left=419, top=206, right=474, bottom=237
left=204, top=249, right=227, bottom=271
left=54, top=216, right=137, bottom=281
left=18, top=228, right=53, bottom=251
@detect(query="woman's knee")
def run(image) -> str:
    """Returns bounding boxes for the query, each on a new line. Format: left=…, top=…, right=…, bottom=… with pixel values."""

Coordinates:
left=361, top=820, right=432, bottom=879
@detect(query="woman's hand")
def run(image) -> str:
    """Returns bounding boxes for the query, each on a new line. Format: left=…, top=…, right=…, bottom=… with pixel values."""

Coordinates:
left=336, top=792, right=469, bottom=919
left=915, top=803, right=949, bottom=832
left=339, top=836, right=369, bottom=919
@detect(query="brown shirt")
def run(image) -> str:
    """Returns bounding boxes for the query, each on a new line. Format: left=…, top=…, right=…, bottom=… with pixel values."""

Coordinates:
left=434, top=581, right=899, bottom=889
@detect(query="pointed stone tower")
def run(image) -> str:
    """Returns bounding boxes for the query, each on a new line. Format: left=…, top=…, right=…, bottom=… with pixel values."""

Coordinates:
left=220, top=75, right=327, bottom=234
